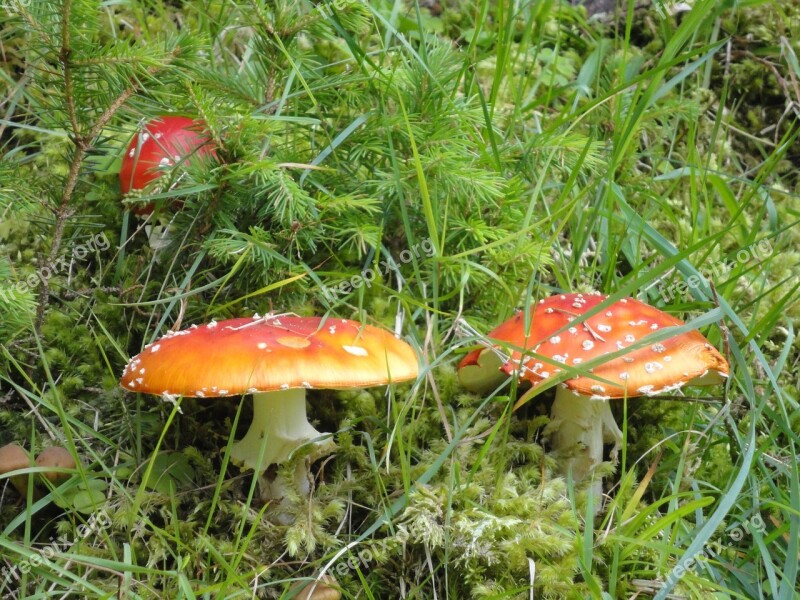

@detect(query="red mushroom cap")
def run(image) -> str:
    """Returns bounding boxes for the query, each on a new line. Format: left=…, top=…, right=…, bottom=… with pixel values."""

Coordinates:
left=121, top=315, right=419, bottom=397
left=459, top=293, right=729, bottom=398
left=119, top=116, right=216, bottom=214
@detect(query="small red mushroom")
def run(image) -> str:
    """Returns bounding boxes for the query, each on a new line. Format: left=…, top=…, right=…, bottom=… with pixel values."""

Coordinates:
left=119, top=116, right=216, bottom=214
left=458, top=293, right=729, bottom=492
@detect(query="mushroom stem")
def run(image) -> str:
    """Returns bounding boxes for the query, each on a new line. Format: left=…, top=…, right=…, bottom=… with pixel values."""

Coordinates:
left=230, top=388, right=326, bottom=472
left=549, top=387, right=622, bottom=494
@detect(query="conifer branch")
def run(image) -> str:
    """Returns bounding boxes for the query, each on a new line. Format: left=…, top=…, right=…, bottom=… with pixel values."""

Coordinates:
left=33, top=18, right=184, bottom=333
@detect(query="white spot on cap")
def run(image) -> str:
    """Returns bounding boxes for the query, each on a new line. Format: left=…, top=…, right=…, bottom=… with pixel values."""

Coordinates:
left=545, top=308, right=554, bottom=314
left=650, top=323, right=659, bottom=330
left=638, top=384, right=655, bottom=394
left=257, top=342, right=268, bottom=349
left=605, top=311, right=613, bottom=317
left=573, top=358, right=583, bottom=364
left=343, top=345, right=368, bottom=357
left=158, top=157, right=172, bottom=167
left=218, top=390, right=229, bottom=395
left=301, top=382, right=312, bottom=388
left=591, top=384, right=605, bottom=393
left=208, top=320, right=218, bottom=328
left=623, top=357, right=634, bottom=363
left=624, top=334, right=635, bottom=343
left=572, top=302, right=582, bottom=308
left=568, top=327, right=577, bottom=334
left=139, top=368, right=146, bottom=374
left=582, top=340, right=594, bottom=351
left=553, top=354, right=567, bottom=363
left=644, top=362, right=663, bottom=373
left=550, top=336, right=561, bottom=344
left=329, top=326, right=337, bottom=334
left=141, top=132, right=150, bottom=143
left=280, top=384, right=290, bottom=390
left=196, top=391, right=205, bottom=397
left=664, top=356, right=672, bottom=362
left=598, top=324, right=612, bottom=333
left=619, top=372, right=629, bottom=380
left=151, top=344, right=160, bottom=353
left=652, top=343, right=666, bottom=353
left=128, top=148, right=135, bottom=158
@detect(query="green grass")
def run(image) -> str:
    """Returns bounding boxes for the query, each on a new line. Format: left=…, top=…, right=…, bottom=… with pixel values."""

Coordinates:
left=1, top=0, right=799, bottom=598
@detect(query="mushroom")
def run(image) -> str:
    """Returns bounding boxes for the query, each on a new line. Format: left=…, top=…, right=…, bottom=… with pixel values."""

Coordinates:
left=35, top=446, right=77, bottom=484
left=458, top=292, right=729, bottom=491
left=288, top=574, right=341, bottom=600
left=0, top=443, right=31, bottom=497
left=120, top=115, right=216, bottom=213
left=120, top=314, right=418, bottom=499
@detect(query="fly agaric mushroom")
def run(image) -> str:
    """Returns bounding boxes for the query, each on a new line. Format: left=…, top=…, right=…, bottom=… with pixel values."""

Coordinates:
left=35, top=446, right=77, bottom=485
left=458, top=293, right=729, bottom=488
left=120, top=314, right=418, bottom=498
left=120, top=116, right=216, bottom=215
left=0, top=443, right=31, bottom=497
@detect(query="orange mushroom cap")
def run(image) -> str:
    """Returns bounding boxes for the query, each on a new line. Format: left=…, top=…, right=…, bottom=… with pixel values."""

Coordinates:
left=460, top=293, right=729, bottom=399
left=121, top=315, right=419, bottom=397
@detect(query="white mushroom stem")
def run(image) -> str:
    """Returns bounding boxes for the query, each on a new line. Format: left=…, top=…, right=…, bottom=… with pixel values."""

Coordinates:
left=549, top=386, right=622, bottom=497
left=230, top=388, right=332, bottom=501
left=144, top=222, right=172, bottom=251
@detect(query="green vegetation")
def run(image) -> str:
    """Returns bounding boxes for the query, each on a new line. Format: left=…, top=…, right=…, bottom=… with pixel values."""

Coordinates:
left=1, top=0, right=798, bottom=598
